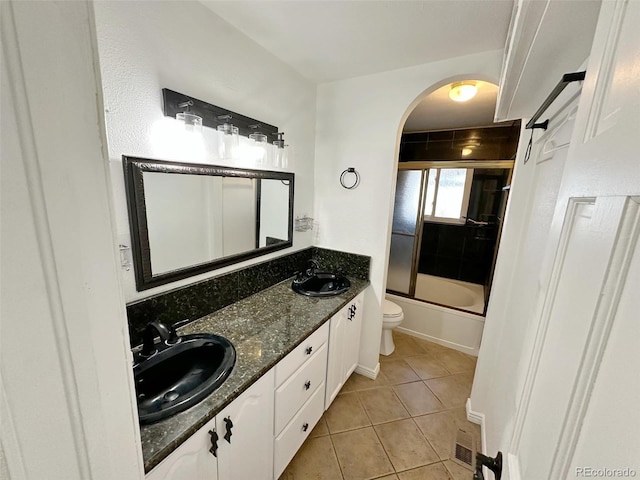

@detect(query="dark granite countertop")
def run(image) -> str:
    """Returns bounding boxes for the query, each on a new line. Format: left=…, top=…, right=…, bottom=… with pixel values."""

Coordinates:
left=140, top=275, right=369, bottom=472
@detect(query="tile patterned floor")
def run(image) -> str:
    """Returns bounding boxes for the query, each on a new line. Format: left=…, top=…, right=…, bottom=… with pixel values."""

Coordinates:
left=280, top=331, right=480, bottom=480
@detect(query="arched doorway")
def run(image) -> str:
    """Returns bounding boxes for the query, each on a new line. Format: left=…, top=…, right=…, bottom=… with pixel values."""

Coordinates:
left=386, top=80, right=520, bottom=355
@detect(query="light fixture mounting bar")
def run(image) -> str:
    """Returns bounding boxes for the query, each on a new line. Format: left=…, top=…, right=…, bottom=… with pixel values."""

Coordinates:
left=162, top=88, right=278, bottom=140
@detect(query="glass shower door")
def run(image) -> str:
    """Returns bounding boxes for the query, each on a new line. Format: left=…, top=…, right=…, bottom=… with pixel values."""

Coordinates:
left=387, top=169, right=425, bottom=295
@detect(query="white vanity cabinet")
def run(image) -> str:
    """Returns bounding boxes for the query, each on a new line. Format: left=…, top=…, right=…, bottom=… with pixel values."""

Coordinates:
left=325, top=292, right=365, bottom=409
left=145, top=290, right=365, bottom=480
left=145, top=369, right=274, bottom=480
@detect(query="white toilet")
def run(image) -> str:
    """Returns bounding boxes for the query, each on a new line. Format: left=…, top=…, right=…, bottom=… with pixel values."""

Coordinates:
left=380, top=299, right=404, bottom=355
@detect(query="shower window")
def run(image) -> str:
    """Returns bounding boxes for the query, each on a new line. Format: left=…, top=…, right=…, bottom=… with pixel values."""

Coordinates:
left=424, top=168, right=474, bottom=224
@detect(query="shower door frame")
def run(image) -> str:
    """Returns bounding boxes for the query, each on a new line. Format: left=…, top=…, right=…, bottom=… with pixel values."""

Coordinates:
left=390, top=160, right=515, bottom=313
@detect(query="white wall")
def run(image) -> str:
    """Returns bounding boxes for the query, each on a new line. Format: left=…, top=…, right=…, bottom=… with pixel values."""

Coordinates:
left=1, top=1, right=142, bottom=478
left=93, top=1, right=317, bottom=302
left=313, top=50, right=503, bottom=372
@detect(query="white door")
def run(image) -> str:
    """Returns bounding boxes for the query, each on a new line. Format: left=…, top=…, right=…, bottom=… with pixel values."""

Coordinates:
left=216, top=370, right=274, bottom=480
left=506, top=1, right=640, bottom=478
left=325, top=309, right=347, bottom=409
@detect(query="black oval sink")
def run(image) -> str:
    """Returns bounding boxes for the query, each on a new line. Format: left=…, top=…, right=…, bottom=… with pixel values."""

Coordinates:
left=292, top=272, right=351, bottom=297
left=134, top=333, right=235, bottom=424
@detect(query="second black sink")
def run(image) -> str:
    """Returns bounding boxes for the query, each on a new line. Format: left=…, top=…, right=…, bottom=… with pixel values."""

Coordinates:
left=134, top=333, right=235, bottom=424
left=292, top=272, right=351, bottom=297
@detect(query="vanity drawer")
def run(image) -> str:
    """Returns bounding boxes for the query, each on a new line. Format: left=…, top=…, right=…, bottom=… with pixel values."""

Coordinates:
left=275, top=342, right=327, bottom=434
left=273, top=381, right=325, bottom=479
left=275, top=322, right=329, bottom=387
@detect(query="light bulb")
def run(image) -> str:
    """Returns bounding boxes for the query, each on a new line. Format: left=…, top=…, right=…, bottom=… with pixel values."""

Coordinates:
left=449, top=82, right=478, bottom=102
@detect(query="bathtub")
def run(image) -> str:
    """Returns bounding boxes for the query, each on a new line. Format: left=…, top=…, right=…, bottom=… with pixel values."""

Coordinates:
left=387, top=275, right=485, bottom=356
left=414, top=274, right=485, bottom=314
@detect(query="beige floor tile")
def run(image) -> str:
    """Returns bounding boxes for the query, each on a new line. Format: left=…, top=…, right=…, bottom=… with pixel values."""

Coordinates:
left=325, top=392, right=371, bottom=433
left=309, top=415, right=329, bottom=438
left=343, top=371, right=389, bottom=392
left=450, top=407, right=481, bottom=441
left=332, top=427, right=394, bottom=480
left=413, top=339, right=452, bottom=356
left=358, top=387, right=410, bottom=425
left=443, top=460, right=474, bottom=480
left=413, top=411, right=458, bottom=460
left=397, top=463, right=453, bottom=480
left=405, top=355, right=451, bottom=380
left=373, top=476, right=399, bottom=480
left=374, top=419, right=439, bottom=472
left=432, top=349, right=477, bottom=375
left=380, top=359, right=421, bottom=384
left=387, top=334, right=427, bottom=359
left=424, top=375, right=473, bottom=409
left=394, top=382, right=446, bottom=416
left=279, top=436, right=342, bottom=480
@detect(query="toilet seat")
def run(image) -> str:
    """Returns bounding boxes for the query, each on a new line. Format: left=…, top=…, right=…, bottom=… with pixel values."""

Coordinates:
left=383, top=299, right=403, bottom=318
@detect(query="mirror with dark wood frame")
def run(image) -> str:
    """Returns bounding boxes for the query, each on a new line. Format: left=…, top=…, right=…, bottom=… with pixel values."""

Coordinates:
left=123, top=156, right=294, bottom=291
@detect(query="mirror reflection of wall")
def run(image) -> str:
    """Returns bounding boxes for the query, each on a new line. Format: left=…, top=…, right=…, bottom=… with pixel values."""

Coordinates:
left=221, top=177, right=257, bottom=258
left=258, top=179, right=290, bottom=248
left=144, top=172, right=223, bottom=274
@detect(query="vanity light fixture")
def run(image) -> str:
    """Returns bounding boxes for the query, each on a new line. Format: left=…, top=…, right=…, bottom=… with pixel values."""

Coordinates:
left=216, top=115, right=239, bottom=160
left=449, top=81, right=478, bottom=102
left=249, top=124, right=269, bottom=165
left=273, top=132, right=288, bottom=169
left=176, top=100, right=203, bottom=133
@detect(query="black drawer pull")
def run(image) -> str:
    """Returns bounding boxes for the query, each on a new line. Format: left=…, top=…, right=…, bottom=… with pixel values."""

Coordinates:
left=304, top=380, right=311, bottom=390
left=223, top=416, right=233, bottom=443
left=208, top=429, right=219, bottom=457
left=305, top=346, right=313, bottom=355
left=302, top=423, right=309, bottom=432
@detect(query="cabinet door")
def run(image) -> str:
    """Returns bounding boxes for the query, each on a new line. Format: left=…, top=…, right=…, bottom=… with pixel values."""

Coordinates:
left=216, top=369, right=274, bottom=480
left=325, top=310, right=346, bottom=409
left=344, top=293, right=364, bottom=379
left=145, top=416, right=218, bottom=480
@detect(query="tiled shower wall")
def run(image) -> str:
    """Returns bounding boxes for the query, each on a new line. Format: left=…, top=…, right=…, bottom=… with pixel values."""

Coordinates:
left=126, top=247, right=370, bottom=347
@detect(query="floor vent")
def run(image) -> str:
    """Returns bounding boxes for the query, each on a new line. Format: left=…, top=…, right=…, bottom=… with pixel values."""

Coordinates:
left=452, top=428, right=476, bottom=471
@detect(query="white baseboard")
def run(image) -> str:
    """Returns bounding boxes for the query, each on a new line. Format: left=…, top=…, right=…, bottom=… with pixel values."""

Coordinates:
left=466, top=398, right=486, bottom=454
left=354, top=362, right=380, bottom=380
left=396, top=326, right=479, bottom=357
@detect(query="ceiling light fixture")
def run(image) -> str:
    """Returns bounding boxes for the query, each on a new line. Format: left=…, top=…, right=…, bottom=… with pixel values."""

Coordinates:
left=461, top=147, right=473, bottom=156
left=449, top=82, right=478, bottom=102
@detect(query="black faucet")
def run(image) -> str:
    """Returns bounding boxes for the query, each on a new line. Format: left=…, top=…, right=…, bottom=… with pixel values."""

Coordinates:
left=305, top=260, right=319, bottom=277
left=140, top=321, right=179, bottom=357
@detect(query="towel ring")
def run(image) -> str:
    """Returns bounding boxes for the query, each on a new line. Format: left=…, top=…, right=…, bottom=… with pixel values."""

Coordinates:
left=340, top=168, right=360, bottom=189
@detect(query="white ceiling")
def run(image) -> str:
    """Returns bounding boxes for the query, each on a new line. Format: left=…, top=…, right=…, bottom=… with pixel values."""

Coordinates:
left=201, top=0, right=515, bottom=83
left=403, top=81, right=499, bottom=132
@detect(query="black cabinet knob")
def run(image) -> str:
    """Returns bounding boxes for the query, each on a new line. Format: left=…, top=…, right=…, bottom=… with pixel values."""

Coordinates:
left=208, top=429, right=219, bottom=457
left=223, top=416, right=233, bottom=444
left=305, top=346, right=313, bottom=355
left=304, top=380, right=311, bottom=390
left=302, top=423, right=309, bottom=432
